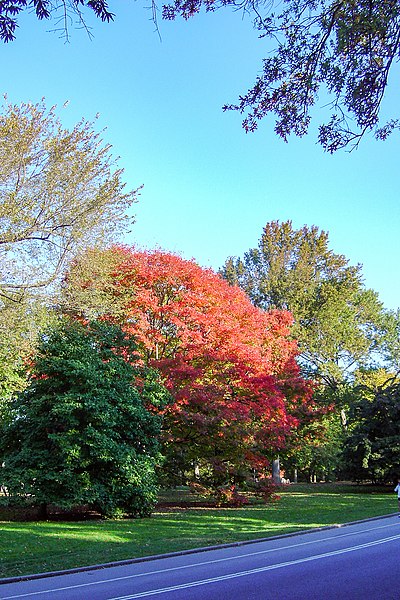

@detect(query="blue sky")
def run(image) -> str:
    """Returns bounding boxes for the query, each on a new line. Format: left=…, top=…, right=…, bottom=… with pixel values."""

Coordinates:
left=3, top=3, right=399, bottom=310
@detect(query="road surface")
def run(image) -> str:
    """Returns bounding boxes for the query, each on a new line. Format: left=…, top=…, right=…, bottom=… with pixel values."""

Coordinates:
left=1, top=515, right=400, bottom=599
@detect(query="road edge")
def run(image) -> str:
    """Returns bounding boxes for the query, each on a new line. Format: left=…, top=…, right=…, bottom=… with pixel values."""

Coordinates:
left=1, top=512, right=397, bottom=585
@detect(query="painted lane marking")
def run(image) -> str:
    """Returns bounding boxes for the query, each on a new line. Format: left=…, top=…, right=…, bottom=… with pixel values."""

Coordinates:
left=109, top=533, right=400, bottom=599
left=2, top=520, right=400, bottom=599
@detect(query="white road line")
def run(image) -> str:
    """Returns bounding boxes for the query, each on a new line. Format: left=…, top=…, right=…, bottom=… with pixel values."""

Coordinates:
left=110, top=533, right=400, bottom=599
left=2, top=520, right=399, bottom=599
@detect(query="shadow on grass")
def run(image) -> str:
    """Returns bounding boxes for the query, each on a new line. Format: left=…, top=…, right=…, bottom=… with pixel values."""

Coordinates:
left=0, top=485, right=397, bottom=579
left=0, top=511, right=309, bottom=579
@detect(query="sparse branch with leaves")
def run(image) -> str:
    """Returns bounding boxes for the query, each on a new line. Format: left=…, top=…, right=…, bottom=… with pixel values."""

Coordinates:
left=165, top=0, right=400, bottom=151
left=2, top=1, right=400, bottom=150
left=0, top=0, right=114, bottom=42
left=0, top=99, right=138, bottom=303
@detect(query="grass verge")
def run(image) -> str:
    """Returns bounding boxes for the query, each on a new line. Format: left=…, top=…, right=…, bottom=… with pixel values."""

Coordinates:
left=0, top=483, right=397, bottom=580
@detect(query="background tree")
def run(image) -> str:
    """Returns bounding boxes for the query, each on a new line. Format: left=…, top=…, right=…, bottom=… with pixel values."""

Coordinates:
left=0, top=318, right=169, bottom=518
left=221, top=220, right=387, bottom=480
left=61, top=246, right=132, bottom=321
left=342, top=376, right=400, bottom=484
left=0, top=295, right=52, bottom=415
left=222, top=221, right=385, bottom=392
left=63, top=247, right=318, bottom=489
left=380, top=308, right=400, bottom=372
left=283, top=411, right=343, bottom=483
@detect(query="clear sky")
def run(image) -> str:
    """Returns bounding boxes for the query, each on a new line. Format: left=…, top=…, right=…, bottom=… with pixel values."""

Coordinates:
left=2, top=3, right=399, bottom=310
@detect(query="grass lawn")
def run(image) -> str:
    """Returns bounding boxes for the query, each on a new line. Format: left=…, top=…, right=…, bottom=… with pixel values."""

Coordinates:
left=0, top=483, right=397, bottom=580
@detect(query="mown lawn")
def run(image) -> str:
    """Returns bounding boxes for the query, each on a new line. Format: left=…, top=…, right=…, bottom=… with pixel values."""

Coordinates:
left=0, top=483, right=397, bottom=579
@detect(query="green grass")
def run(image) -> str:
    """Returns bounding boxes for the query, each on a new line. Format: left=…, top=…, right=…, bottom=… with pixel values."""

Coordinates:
left=0, top=484, right=397, bottom=580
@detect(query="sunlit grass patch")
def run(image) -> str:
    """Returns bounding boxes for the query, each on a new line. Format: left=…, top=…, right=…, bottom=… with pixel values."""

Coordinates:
left=0, top=483, right=396, bottom=579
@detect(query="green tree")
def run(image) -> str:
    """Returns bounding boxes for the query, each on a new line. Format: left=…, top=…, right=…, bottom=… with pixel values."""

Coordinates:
left=222, top=221, right=385, bottom=392
left=0, top=318, right=169, bottom=518
left=343, top=377, right=400, bottom=484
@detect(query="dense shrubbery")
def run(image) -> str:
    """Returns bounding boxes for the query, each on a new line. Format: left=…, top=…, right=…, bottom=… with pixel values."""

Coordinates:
left=343, top=382, right=400, bottom=484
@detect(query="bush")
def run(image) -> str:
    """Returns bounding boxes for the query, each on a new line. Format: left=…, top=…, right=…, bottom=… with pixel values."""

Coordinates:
left=214, top=485, right=250, bottom=507
left=253, top=478, right=281, bottom=503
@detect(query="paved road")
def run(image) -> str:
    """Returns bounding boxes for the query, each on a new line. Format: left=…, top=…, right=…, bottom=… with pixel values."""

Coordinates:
left=1, top=516, right=400, bottom=599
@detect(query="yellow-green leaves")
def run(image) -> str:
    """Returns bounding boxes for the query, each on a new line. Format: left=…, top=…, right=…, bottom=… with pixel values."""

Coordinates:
left=0, top=99, right=138, bottom=302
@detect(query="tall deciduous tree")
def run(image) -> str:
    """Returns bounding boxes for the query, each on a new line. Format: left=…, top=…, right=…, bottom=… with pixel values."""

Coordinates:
left=221, top=221, right=385, bottom=393
left=0, top=99, right=137, bottom=303
left=0, top=318, right=169, bottom=517
left=63, top=247, right=317, bottom=486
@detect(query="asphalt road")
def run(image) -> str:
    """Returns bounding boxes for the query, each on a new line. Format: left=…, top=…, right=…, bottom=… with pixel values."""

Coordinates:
left=1, top=515, right=400, bottom=599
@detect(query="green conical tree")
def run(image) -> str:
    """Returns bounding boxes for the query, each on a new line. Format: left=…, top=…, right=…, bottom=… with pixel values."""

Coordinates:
left=0, top=318, right=169, bottom=518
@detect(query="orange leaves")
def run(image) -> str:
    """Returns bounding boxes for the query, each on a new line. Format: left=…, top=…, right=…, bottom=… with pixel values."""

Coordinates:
left=112, top=247, right=297, bottom=376
left=70, top=246, right=315, bottom=479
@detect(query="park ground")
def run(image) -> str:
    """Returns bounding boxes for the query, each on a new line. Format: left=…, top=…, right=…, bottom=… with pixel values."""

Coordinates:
left=0, top=483, right=397, bottom=580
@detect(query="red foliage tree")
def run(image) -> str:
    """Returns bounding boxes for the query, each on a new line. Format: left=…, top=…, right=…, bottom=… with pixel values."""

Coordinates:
left=65, top=247, right=317, bottom=486
left=114, top=248, right=296, bottom=364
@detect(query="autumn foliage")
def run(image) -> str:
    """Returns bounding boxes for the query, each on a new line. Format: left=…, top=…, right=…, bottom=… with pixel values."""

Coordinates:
left=66, top=247, right=316, bottom=486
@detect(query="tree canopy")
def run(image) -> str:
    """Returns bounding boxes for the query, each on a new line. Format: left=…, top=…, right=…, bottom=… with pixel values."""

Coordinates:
left=0, top=99, right=137, bottom=304
left=0, top=318, right=168, bottom=517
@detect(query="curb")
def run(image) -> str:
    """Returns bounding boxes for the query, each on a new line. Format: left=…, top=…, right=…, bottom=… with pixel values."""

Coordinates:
left=1, top=512, right=397, bottom=585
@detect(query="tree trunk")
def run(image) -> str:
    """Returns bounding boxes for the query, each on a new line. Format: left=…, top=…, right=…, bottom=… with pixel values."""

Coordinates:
left=272, top=458, right=281, bottom=484
left=38, top=502, right=48, bottom=520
